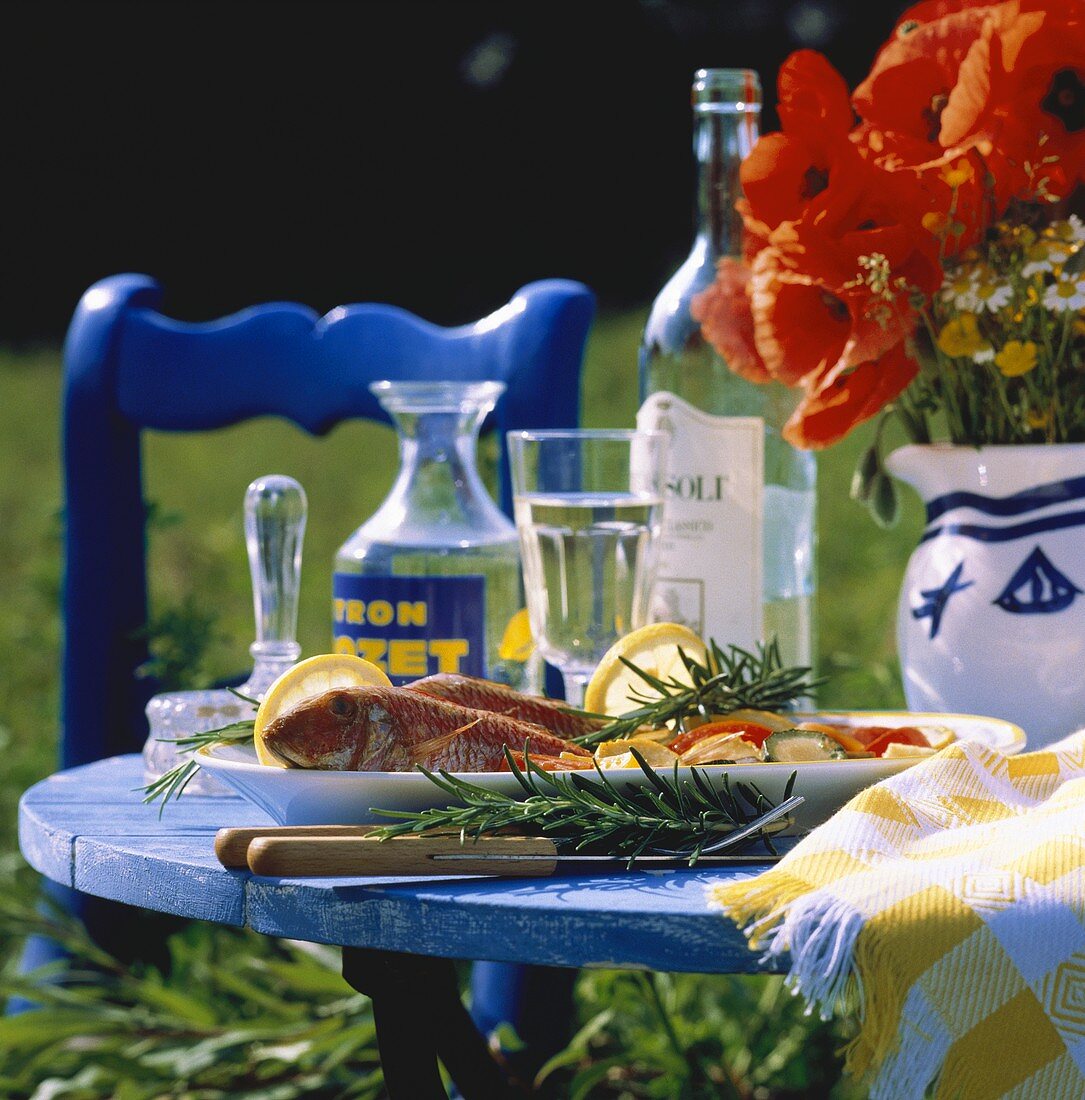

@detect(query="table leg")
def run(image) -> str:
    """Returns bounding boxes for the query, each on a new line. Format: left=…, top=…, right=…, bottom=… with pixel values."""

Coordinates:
left=342, top=947, right=521, bottom=1100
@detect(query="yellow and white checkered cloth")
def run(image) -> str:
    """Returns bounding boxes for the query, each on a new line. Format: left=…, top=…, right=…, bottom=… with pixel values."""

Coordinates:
left=713, top=732, right=1085, bottom=1100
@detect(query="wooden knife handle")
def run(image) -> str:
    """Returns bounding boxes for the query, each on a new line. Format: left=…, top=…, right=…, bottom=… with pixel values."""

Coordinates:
left=215, top=825, right=380, bottom=868
left=245, top=835, right=559, bottom=878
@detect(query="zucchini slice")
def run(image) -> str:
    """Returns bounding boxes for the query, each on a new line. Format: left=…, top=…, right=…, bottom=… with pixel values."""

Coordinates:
left=763, top=729, right=847, bottom=763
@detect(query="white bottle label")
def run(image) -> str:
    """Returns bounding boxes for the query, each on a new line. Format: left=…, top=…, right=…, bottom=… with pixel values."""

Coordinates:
left=637, top=391, right=763, bottom=648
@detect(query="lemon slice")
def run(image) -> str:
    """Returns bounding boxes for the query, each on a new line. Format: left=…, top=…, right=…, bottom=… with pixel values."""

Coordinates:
left=583, top=621, right=707, bottom=717
left=253, top=653, right=392, bottom=766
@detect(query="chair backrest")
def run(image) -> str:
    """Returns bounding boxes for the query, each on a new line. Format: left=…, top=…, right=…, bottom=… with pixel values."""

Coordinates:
left=62, top=273, right=595, bottom=769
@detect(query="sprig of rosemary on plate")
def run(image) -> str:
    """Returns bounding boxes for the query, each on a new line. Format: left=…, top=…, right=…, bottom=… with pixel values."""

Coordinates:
left=572, top=638, right=825, bottom=747
left=368, top=747, right=797, bottom=865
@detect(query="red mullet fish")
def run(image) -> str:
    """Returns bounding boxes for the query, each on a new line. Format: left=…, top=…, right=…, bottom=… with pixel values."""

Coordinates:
left=406, top=673, right=607, bottom=739
left=261, top=684, right=591, bottom=772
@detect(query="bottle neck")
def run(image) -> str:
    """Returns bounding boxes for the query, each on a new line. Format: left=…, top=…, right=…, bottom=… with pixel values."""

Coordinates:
left=394, top=410, right=482, bottom=508
left=383, top=406, right=513, bottom=538
left=694, top=104, right=759, bottom=260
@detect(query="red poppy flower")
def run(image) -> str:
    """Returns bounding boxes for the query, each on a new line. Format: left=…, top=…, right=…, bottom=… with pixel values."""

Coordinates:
left=791, top=156, right=944, bottom=298
left=939, top=1, right=1085, bottom=199
left=783, top=340, right=919, bottom=449
left=853, top=3, right=995, bottom=149
left=749, top=223, right=921, bottom=395
left=690, top=258, right=771, bottom=383
left=748, top=244, right=852, bottom=386
left=740, top=51, right=856, bottom=232
left=852, top=128, right=991, bottom=251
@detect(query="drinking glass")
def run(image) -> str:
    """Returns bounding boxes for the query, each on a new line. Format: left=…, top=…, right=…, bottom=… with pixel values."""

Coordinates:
left=506, top=429, right=667, bottom=708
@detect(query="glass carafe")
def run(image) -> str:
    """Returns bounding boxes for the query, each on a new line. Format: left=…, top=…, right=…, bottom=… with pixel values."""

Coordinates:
left=142, top=475, right=307, bottom=792
left=333, top=380, right=536, bottom=692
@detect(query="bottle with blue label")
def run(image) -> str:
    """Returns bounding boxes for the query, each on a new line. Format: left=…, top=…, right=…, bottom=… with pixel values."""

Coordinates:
left=333, top=380, right=537, bottom=691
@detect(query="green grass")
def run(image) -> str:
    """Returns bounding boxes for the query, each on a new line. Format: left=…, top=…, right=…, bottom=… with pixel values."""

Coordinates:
left=0, top=310, right=926, bottom=1096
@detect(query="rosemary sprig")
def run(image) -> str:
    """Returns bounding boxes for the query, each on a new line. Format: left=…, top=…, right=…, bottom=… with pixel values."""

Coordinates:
left=572, top=637, right=825, bottom=747
left=369, top=746, right=797, bottom=865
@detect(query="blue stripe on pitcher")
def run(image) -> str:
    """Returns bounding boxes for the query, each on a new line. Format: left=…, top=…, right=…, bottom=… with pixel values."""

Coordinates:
left=924, top=475, right=1085, bottom=524
left=919, top=507, right=1085, bottom=544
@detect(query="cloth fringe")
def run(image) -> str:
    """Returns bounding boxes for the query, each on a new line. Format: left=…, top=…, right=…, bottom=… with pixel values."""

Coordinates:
left=713, top=876, right=938, bottom=1096
left=713, top=877, right=862, bottom=1016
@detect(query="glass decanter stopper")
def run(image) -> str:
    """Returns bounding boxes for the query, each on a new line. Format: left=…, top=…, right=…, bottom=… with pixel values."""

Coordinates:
left=142, top=474, right=307, bottom=791
left=332, top=380, right=537, bottom=692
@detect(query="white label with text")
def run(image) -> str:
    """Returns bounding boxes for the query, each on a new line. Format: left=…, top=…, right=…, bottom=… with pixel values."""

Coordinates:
left=637, top=391, right=763, bottom=648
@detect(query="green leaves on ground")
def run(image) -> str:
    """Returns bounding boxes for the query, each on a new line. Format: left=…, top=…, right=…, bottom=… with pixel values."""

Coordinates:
left=0, top=903, right=383, bottom=1100
left=542, top=969, right=866, bottom=1100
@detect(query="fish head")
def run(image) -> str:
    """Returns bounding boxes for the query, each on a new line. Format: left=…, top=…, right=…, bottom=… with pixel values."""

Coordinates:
left=260, top=687, right=396, bottom=770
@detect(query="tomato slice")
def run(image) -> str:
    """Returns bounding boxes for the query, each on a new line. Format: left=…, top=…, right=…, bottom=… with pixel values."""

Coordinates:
left=668, top=720, right=774, bottom=755
left=499, top=752, right=595, bottom=772
left=859, top=727, right=931, bottom=757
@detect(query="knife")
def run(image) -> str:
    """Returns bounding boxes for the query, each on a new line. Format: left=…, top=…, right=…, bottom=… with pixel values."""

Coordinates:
left=239, top=834, right=785, bottom=878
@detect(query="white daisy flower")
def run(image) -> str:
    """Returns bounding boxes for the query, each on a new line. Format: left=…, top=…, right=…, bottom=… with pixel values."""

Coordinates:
left=972, top=282, right=1013, bottom=313
left=1021, top=241, right=1061, bottom=278
left=940, top=270, right=978, bottom=310
left=1043, top=277, right=1085, bottom=312
left=972, top=346, right=995, bottom=364
left=1053, top=214, right=1085, bottom=245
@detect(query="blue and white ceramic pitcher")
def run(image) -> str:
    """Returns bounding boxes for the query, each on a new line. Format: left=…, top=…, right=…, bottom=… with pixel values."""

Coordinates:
left=888, top=443, right=1085, bottom=749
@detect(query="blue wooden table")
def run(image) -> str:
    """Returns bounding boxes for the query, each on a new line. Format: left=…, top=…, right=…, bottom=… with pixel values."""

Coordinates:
left=19, top=755, right=784, bottom=1096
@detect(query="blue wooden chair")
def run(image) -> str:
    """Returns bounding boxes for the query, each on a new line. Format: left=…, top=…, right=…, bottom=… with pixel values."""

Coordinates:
left=35, top=272, right=595, bottom=1087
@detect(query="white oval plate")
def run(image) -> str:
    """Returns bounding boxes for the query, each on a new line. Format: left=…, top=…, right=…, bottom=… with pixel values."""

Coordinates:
left=197, top=711, right=1024, bottom=834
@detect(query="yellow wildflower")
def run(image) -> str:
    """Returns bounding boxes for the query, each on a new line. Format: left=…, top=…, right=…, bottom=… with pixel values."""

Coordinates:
left=937, top=313, right=988, bottom=358
left=1027, top=408, right=1050, bottom=430
left=940, top=158, right=974, bottom=189
left=995, top=341, right=1039, bottom=377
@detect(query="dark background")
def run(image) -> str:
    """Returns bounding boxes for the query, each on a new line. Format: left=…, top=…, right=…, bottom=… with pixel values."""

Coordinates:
left=2, top=0, right=911, bottom=342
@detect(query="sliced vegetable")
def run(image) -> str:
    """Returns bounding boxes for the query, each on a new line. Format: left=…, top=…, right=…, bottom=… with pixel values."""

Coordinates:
left=677, top=731, right=763, bottom=767
left=847, top=725, right=929, bottom=749
left=861, top=727, right=931, bottom=757
left=763, top=729, right=847, bottom=763
left=500, top=752, right=595, bottom=771
left=795, top=721, right=866, bottom=754
left=714, top=708, right=797, bottom=733
left=669, top=719, right=775, bottom=755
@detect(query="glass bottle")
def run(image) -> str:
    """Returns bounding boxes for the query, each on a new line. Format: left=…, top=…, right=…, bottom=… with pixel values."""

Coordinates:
left=142, top=475, right=306, bottom=791
left=637, top=68, right=817, bottom=667
left=332, top=380, right=536, bottom=691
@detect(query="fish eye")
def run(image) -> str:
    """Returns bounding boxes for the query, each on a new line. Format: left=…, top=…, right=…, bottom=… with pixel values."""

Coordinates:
left=328, top=693, right=354, bottom=718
